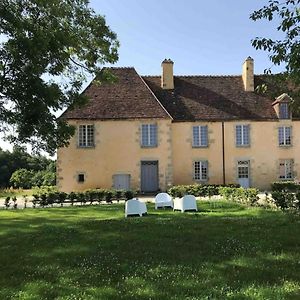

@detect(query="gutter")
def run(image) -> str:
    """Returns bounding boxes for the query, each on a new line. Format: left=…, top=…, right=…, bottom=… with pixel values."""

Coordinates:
left=222, top=122, right=226, bottom=185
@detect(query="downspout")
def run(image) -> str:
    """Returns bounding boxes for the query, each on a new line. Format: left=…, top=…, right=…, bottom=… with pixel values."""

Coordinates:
left=222, top=122, right=226, bottom=185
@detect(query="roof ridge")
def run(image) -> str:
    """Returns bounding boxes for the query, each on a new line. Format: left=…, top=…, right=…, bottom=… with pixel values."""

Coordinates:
left=143, top=74, right=242, bottom=78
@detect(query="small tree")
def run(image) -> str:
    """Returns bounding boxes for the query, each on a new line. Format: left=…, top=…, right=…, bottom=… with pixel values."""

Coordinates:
left=9, top=169, right=33, bottom=189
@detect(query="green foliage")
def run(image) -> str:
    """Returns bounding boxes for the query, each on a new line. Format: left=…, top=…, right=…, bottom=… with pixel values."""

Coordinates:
left=250, top=0, right=300, bottom=114
left=167, top=184, right=240, bottom=198
left=219, top=187, right=259, bottom=206
left=0, top=146, right=55, bottom=187
left=271, top=191, right=293, bottom=210
left=124, top=190, right=135, bottom=200
left=0, top=0, right=119, bottom=154
left=9, top=169, right=33, bottom=189
left=271, top=181, right=300, bottom=192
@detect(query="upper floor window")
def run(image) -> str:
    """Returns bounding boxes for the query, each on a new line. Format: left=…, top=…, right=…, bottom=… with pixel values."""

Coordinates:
left=278, top=126, right=291, bottom=146
left=193, top=125, right=208, bottom=147
left=236, top=125, right=250, bottom=147
left=193, top=161, right=208, bottom=181
left=279, top=103, right=290, bottom=119
left=141, top=124, right=157, bottom=147
left=78, top=125, right=94, bottom=147
left=279, top=159, right=293, bottom=180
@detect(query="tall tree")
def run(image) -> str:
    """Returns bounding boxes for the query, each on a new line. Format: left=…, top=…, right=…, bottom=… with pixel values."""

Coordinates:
left=250, top=0, right=300, bottom=112
left=0, top=0, right=119, bottom=154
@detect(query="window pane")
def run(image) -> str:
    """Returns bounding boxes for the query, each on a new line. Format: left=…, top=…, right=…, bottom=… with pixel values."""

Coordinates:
left=141, top=124, right=149, bottom=146
left=87, top=125, right=94, bottom=147
left=194, top=161, right=208, bottom=181
left=278, top=127, right=284, bottom=145
left=201, top=161, right=208, bottom=180
left=200, top=126, right=208, bottom=146
left=285, top=127, right=291, bottom=145
left=149, top=124, right=157, bottom=146
left=279, top=103, right=289, bottom=119
left=141, top=124, right=157, bottom=147
left=236, top=125, right=242, bottom=145
left=193, top=126, right=200, bottom=146
left=243, top=125, right=249, bottom=145
left=279, top=159, right=293, bottom=179
left=194, top=161, right=200, bottom=180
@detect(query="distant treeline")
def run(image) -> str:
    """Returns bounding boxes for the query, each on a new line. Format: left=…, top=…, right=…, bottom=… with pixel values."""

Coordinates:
left=0, top=146, right=55, bottom=188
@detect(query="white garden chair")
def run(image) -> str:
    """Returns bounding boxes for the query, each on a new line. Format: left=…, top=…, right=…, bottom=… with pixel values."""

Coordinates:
left=125, top=198, right=147, bottom=217
left=173, top=195, right=198, bottom=212
left=154, top=193, right=173, bottom=209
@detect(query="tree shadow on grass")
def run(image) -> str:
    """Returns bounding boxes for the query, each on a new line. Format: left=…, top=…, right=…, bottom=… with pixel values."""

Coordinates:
left=0, top=204, right=299, bottom=299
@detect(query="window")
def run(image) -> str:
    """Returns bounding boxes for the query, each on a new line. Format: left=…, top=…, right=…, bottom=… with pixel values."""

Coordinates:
left=78, top=173, right=85, bottom=183
left=194, top=161, right=208, bottom=181
left=141, top=124, right=157, bottom=147
left=279, top=103, right=290, bottom=119
left=193, top=126, right=208, bottom=147
left=78, top=125, right=94, bottom=147
left=278, top=127, right=291, bottom=146
left=279, top=159, right=293, bottom=180
left=236, top=125, right=250, bottom=146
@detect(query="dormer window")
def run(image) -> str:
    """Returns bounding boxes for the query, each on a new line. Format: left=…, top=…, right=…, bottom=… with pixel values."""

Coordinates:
left=279, top=103, right=290, bottom=119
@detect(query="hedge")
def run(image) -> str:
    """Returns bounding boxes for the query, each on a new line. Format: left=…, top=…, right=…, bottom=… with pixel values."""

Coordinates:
left=31, top=188, right=137, bottom=208
left=271, top=181, right=300, bottom=192
left=219, top=187, right=259, bottom=206
left=167, top=184, right=240, bottom=198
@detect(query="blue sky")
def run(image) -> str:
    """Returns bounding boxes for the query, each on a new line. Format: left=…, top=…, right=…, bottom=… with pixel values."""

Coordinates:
left=0, top=0, right=283, bottom=152
left=91, top=0, right=284, bottom=75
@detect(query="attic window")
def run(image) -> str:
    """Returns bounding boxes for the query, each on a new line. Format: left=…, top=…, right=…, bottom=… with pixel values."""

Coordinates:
left=279, top=103, right=290, bottom=119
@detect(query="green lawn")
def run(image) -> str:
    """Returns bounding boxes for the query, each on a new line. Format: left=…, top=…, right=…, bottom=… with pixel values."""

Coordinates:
left=0, top=201, right=299, bottom=300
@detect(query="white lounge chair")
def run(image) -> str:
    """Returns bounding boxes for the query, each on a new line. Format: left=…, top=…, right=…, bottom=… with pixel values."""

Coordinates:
left=125, top=198, right=147, bottom=217
left=173, top=195, right=198, bottom=212
left=154, top=193, right=173, bottom=209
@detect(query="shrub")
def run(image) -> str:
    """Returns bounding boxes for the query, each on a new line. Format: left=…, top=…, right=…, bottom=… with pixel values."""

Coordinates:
left=168, top=184, right=240, bottom=198
left=114, top=190, right=124, bottom=202
left=271, top=181, right=300, bottom=192
left=219, top=187, right=259, bottom=205
left=9, top=169, right=33, bottom=189
left=124, top=190, right=135, bottom=200
left=4, top=197, right=10, bottom=209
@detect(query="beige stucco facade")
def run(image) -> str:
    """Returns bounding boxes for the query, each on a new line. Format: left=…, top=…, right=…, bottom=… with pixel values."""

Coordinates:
left=57, top=118, right=300, bottom=192
left=57, top=119, right=173, bottom=193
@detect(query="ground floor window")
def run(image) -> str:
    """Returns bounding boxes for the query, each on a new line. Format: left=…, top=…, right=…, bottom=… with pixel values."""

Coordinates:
left=78, top=173, right=85, bottom=183
left=279, top=159, right=293, bottom=180
left=193, top=161, right=208, bottom=181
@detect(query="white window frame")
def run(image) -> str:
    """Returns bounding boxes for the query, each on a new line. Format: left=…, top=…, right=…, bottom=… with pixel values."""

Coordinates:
left=192, top=125, right=208, bottom=147
left=78, top=124, right=94, bottom=148
left=193, top=161, right=208, bottom=181
left=236, top=124, right=250, bottom=147
left=141, top=124, right=157, bottom=147
left=279, top=159, right=293, bottom=180
left=278, top=126, right=292, bottom=146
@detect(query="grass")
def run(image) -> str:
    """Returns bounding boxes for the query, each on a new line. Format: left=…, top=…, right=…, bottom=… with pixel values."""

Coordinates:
left=0, top=188, right=33, bottom=198
left=0, top=201, right=300, bottom=299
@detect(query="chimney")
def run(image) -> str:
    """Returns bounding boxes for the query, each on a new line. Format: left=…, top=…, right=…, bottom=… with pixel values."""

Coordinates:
left=161, top=59, right=174, bottom=89
left=242, top=56, right=254, bottom=92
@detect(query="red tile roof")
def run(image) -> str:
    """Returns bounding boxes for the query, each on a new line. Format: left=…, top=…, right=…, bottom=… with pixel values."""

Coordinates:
left=143, top=75, right=278, bottom=121
left=62, top=68, right=171, bottom=120
left=63, top=67, right=279, bottom=121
